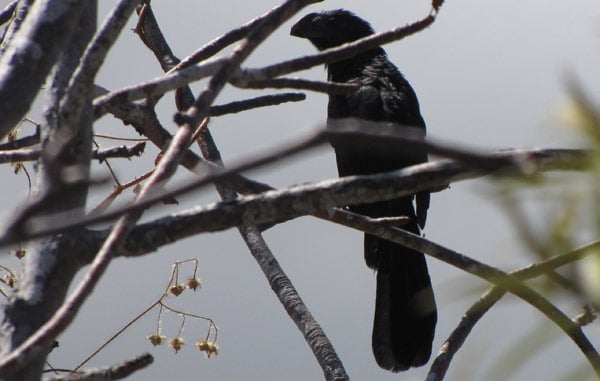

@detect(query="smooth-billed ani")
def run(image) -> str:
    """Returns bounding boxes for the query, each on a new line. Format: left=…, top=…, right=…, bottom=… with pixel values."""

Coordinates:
left=291, top=9, right=436, bottom=372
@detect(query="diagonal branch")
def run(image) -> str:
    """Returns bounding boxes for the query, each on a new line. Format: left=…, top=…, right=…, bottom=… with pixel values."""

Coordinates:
left=319, top=210, right=600, bottom=377
left=47, top=353, right=153, bottom=381
left=172, top=5, right=285, bottom=71
left=237, top=12, right=437, bottom=82
left=133, top=3, right=347, bottom=380
left=427, top=241, right=600, bottom=380
left=238, top=226, right=348, bottom=380
left=93, top=57, right=226, bottom=119
left=93, top=8, right=438, bottom=120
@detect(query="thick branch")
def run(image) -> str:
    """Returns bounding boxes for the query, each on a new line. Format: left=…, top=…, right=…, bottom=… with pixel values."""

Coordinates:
left=51, top=0, right=141, bottom=164
left=0, top=4, right=98, bottom=380
left=0, top=0, right=18, bottom=26
left=0, top=143, right=586, bottom=248
left=67, top=147, right=583, bottom=260
left=0, top=0, right=88, bottom=139
left=0, top=1, right=146, bottom=378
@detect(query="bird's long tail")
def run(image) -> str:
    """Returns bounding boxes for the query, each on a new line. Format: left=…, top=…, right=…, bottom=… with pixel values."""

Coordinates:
left=364, top=210, right=437, bottom=371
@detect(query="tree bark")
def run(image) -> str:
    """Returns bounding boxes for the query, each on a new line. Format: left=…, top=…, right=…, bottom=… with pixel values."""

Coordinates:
left=0, top=3, right=97, bottom=380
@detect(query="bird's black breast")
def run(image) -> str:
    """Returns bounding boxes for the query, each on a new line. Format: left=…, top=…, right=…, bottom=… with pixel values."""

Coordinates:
left=327, top=53, right=427, bottom=176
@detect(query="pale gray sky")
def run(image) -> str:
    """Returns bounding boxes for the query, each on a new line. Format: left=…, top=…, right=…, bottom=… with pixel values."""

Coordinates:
left=1, top=1, right=600, bottom=380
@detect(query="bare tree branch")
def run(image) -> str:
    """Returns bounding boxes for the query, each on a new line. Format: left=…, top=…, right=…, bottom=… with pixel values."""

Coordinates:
left=209, top=92, right=306, bottom=116
left=0, top=1, right=321, bottom=378
left=93, top=57, right=226, bottom=119
left=238, top=12, right=437, bottom=82
left=319, top=211, right=600, bottom=376
left=133, top=4, right=346, bottom=379
left=0, top=142, right=146, bottom=164
left=0, top=0, right=18, bottom=26
left=234, top=77, right=358, bottom=94
left=48, top=353, right=153, bottom=381
left=0, top=126, right=40, bottom=150
left=0, top=130, right=586, bottom=247
left=52, top=0, right=142, bottom=161
left=0, top=147, right=38, bottom=163
left=0, top=3, right=100, bottom=380
left=0, top=1, right=140, bottom=377
left=47, top=147, right=579, bottom=263
left=92, top=142, right=146, bottom=162
left=175, top=1, right=345, bottom=378
left=94, top=8, right=437, bottom=120
left=0, top=0, right=88, bottom=139
left=428, top=241, right=600, bottom=380
left=172, top=6, right=282, bottom=71
left=239, top=226, right=349, bottom=380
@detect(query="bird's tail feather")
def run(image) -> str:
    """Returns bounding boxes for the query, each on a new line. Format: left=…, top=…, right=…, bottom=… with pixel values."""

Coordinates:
left=367, top=234, right=437, bottom=372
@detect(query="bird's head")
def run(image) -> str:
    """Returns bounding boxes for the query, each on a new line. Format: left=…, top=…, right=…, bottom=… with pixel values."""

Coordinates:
left=290, top=9, right=375, bottom=51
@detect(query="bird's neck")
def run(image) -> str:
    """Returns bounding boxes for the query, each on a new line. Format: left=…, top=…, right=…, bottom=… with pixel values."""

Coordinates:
left=327, top=47, right=386, bottom=83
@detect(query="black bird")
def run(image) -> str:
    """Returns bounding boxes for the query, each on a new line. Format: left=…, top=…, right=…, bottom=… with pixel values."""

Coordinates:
left=291, top=10, right=436, bottom=372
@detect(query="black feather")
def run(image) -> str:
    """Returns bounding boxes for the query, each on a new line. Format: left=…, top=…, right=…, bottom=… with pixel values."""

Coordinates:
left=292, top=9, right=436, bottom=372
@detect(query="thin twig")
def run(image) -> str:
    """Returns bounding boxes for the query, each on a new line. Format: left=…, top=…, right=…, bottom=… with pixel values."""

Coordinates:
left=0, top=126, right=40, bottom=150
left=70, top=302, right=158, bottom=377
left=0, top=142, right=146, bottom=164
left=171, top=8, right=277, bottom=71
left=233, top=77, right=358, bottom=95
left=94, top=134, right=148, bottom=142
left=237, top=13, right=437, bottom=82
left=93, top=141, right=146, bottom=162
left=88, top=168, right=154, bottom=217
left=209, top=92, right=306, bottom=116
